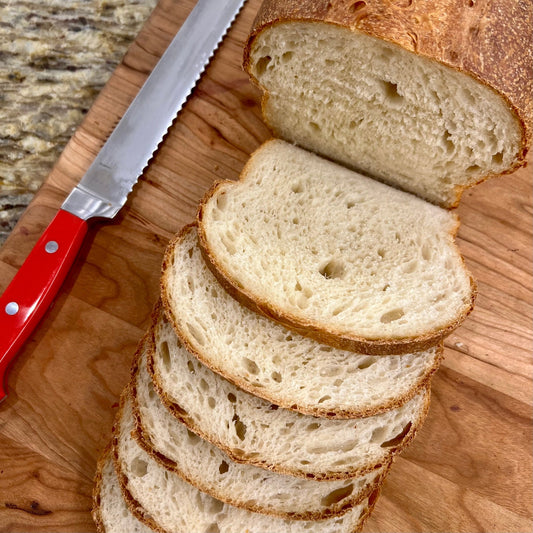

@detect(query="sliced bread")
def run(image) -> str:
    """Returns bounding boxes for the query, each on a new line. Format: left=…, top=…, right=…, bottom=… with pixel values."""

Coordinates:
left=143, top=309, right=430, bottom=480
left=127, top=355, right=389, bottom=519
left=244, top=0, right=532, bottom=207
left=161, top=223, right=442, bottom=418
left=92, top=447, right=157, bottom=533
left=110, top=388, right=379, bottom=533
left=120, top=390, right=386, bottom=521
left=197, top=139, right=475, bottom=355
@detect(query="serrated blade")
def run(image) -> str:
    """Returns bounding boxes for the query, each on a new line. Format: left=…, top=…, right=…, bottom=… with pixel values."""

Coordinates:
left=62, top=0, right=246, bottom=220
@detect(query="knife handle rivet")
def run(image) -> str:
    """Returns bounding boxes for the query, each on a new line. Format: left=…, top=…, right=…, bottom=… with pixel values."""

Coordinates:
left=5, top=302, right=19, bottom=316
left=45, top=241, right=59, bottom=254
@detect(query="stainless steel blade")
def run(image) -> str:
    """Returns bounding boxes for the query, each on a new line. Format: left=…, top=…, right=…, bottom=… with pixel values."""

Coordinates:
left=62, top=0, right=246, bottom=220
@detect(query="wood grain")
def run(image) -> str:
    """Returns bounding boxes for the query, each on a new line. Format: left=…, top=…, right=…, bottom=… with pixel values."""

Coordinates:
left=0, top=0, right=531, bottom=531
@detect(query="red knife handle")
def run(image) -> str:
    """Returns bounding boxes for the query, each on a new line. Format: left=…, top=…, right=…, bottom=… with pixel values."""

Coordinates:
left=0, top=209, right=88, bottom=402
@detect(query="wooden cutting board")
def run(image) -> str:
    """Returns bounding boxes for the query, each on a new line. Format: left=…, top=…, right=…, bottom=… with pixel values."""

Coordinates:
left=0, top=0, right=531, bottom=531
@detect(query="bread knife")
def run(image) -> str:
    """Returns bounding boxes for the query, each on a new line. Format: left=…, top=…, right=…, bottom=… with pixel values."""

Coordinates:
left=0, top=0, right=247, bottom=402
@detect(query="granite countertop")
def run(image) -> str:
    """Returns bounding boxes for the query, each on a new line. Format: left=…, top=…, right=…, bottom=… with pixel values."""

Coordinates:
left=0, top=0, right=157, bottom=246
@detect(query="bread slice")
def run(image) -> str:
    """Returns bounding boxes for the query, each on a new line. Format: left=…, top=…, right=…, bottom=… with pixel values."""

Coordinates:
left=121, top=389, right=387, bottom=522
left=127, top=353, right=389, bottom=520
left=244, top=0, right=532, bottom=208
left=109, top=390, right=379, bottom=533
left=161, top=223, right=442, bottom=418
left=142, top=309, right=431, bottom=480
left=92, top=447, right=157, bottom=533
left=197, top=140, right=475, bottom=355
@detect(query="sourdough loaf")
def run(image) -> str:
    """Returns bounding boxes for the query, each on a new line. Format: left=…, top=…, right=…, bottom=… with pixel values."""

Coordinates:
left=144, top=309, right=430, bottom=480
left=161, top=223, right=442, bottom=418
left=244, top=0, right=532, bottom=207
left=197, top=139, right=475, bottom=355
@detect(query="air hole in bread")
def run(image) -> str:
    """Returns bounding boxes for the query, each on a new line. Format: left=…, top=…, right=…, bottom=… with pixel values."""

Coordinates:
left=309, top=121, right=321, bottom=131
left=357, top=357, right=375, bottom=370
left=204, top=523, right=220, bottom=533
left=187, top=360, right=195, bottom=374
left=226, top=392, right=237, bottom=404
left=325, top=58, right=335, bottom=66
left=292, top=217, right=299, bottom=224
left=332, top=305, right=348, bottom=316
left=492, top=151, right=504, bottom=165
left=320, top=483, right=354, bottom=507
left=186, top=429, right=200, bottom=445
left=160, top=341, right=171, bottom=371
left=466, top=163, right=482, bottom=174
left=281, top=51, right=293, bottom=62
left=255, top=55, right=272, bottom=76
left=318, top=395, right=332, bottom=404
left=371, top=425, right=388, bottom=444
left=380, top=308, right=405, bottom=323
left=349, top=0, right=366, bottom=12
left=187, top=247, right=194, bottom=259
left=381, top=422, right=412, bottom=447
left=443, top=130, right=455, bottom=153
left=208, top=397, right=216, bottom=409
left=199, top=378, right=209, bottom=392
left=218, top=460, right=229, bottom=475
left=377, top=248, right=386, bottom=259
left=130, top=457, right=148, bottom=477
left=300, top=460, right=311, bottom=465
left=380, top=80, right=403, bottom=104
left=306, top=422, right=321, bottom=431
left=232, top=414, right=247, bottom=441
left=421, top=243, right=432, bottom=261
left=242, top=357, right=260, bottom=375
left=208, top=498, right=224, bottom=514
left=271, top=371, right=282, bottom=383
left=186, top=322, right=206, bottom=346
left=291, top=182, right=303, bottom=193
left=319, top=259, right=345, bottom=279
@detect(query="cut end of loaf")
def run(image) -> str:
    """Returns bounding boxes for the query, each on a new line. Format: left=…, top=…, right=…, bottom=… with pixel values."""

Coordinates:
left=246, top=21, right=525, bottom=207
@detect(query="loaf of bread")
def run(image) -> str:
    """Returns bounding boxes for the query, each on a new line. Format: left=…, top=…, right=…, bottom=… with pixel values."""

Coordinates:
left=145, top=309, right=430, bottom=480
left=244, top=0, right=532, bottom=207
left=161, top=223, right=442, bottom=418
left=198, top=139, right=475, bottom=355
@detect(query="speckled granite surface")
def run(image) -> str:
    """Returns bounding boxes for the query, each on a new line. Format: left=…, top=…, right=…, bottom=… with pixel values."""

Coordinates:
left=0, top=0, right=157, bottom=245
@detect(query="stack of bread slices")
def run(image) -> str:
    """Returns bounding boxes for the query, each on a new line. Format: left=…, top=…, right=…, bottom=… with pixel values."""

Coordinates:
left=92, top=1, right=531, bottom=531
